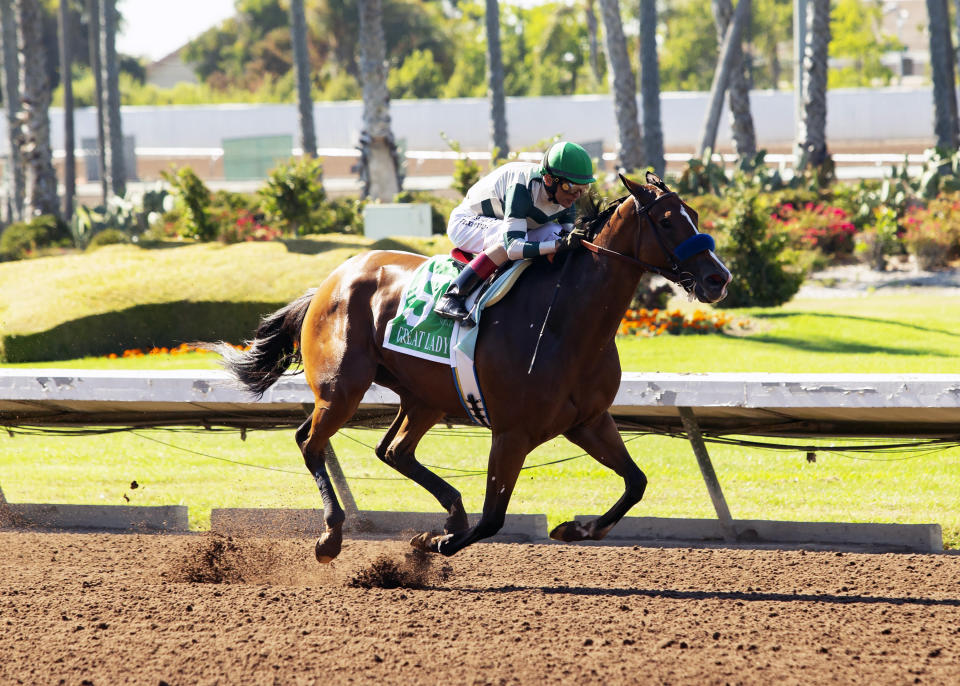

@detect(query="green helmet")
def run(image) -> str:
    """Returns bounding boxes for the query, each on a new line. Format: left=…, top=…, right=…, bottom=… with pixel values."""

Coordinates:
left=541, top=141, right=597, bottom=184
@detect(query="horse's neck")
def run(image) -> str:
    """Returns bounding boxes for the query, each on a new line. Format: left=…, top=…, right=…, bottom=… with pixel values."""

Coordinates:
left=557, top=200, right=645, bottom=341
left=554, top=247, right=642, bottom=346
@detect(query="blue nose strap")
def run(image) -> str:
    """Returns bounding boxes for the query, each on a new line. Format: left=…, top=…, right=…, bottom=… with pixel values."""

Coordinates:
left=674, top=233, right=715, bottom=262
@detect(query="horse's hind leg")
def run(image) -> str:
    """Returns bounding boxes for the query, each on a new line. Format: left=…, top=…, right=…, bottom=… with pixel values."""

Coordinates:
left=376, top=403, right=468, bottom=534
left=297, top=376, right=373, bottom=563
left=550, top=411, right=647, bottom=542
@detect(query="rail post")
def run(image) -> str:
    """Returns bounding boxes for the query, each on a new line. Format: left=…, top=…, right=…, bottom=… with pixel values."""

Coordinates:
left=678, top=406, right=737, bottom=542
left=323, top=444, right=372, bottom=532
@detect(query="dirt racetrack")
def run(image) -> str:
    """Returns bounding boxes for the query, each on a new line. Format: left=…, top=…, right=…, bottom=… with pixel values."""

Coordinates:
left=1, top=530, right=959, bottom=685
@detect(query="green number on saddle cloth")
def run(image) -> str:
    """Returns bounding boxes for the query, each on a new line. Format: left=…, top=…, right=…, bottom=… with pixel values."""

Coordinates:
left=383, top=256, right=463, bottom=364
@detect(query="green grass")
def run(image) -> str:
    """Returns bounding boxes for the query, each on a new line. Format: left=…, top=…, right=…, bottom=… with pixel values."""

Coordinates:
left=3, top=423, right=957, bottom=547
left=2, top=293, right=959, bottom=547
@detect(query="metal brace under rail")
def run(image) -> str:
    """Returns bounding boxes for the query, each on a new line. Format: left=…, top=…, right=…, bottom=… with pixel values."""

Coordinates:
left=678, top=407, right=737, bottom=543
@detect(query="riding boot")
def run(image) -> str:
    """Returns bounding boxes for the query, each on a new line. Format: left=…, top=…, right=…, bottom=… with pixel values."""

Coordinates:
left=434, top=265, right=484, bottom=326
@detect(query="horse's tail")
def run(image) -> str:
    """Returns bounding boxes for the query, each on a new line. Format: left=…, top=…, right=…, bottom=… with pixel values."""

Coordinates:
left=208, top=289, right=316, bottom=398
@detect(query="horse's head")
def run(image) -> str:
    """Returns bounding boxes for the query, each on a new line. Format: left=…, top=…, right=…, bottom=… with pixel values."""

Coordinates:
left=596, top=172, right=730, bottom=304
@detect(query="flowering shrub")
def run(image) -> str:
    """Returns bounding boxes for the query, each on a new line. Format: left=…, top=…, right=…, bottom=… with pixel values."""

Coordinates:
left=855, top=205, right=901, bottom=270
left=771, top=202, right=858, bottom=257
left=103, top=343, right=248, bottom=359
left=900, top=194, right=960, bottom=270
left=617, top=308, right=751, bottom=337
left=218, top=210, right=281, bottom=244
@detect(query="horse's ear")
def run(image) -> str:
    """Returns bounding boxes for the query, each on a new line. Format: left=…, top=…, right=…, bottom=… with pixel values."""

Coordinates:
left=645, top=171, right=670, bottom=193
left=619, top=173, right=656, bottom=205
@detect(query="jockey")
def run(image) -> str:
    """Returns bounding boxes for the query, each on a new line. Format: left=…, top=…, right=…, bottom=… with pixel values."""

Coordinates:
left=434, top=140, right=597, bottom=326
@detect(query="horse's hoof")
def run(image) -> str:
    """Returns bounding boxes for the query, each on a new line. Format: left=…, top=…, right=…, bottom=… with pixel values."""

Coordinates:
left=409, top=531, right=453, bottom=554
left=315, top=527, right=343, bottom=563
left=549, top=520, right=591, bottom=542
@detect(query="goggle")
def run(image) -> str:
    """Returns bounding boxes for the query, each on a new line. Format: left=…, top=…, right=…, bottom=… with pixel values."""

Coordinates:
left=556, top=178, right=590, bottom=194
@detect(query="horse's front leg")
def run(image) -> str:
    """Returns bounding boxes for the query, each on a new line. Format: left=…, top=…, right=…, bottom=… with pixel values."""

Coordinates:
left=411, top=431, right=531, bottom=557
left=550, top=411, right=647, bottom=542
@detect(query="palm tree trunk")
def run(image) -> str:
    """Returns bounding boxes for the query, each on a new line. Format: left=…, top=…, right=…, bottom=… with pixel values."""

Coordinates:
left=927, top=0, right=958, bottom=150
left=639, top=0, right=664, bottom=175
left=713, top=0, right=756, bottom=160
left=289, top=0, right=316, bottom=158
left=356, top=0, right=400, bottom=201
left=16, top=0, right=58, bottom=218
left=86, top=0, right=106, bottom=204
left=598, top=0, right=643, bottom=171
left=697, top=0, right=750, bottom=156
left=795, top=0, right=830, bottom=167
left=485, top=0, right=508, bottom=162
left=99, top=0, right=124, bottom=197
left=0, top=0, right=23, bottom=222
left=584, top=0, right=603, bottom=87
left=59, top=0, right=75, bottom=220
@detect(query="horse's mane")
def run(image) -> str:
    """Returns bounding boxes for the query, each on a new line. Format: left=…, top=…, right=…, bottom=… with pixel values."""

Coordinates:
left=574, top=194, right=629, bottom=240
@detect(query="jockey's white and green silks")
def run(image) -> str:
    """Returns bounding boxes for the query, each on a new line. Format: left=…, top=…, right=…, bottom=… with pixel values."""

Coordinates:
left=447, top=162, right=576, bottom=258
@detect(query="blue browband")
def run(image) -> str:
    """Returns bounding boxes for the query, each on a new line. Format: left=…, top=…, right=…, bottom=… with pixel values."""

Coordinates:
left=674, top=232, right=715, bottom=263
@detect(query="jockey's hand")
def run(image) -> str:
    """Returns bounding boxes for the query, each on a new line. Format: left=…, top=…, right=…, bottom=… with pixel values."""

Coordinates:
left=557, top=226, right=589, bottom=252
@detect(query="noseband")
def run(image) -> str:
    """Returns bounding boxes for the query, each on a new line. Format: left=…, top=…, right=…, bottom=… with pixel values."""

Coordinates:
left=581, top=192, right=716, bottom=292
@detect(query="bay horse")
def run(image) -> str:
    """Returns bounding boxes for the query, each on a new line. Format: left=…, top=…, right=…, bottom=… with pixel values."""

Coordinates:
left=214, top=172, right=730, bottom=561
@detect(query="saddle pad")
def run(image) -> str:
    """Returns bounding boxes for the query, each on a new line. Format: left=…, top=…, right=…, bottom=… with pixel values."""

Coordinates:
left=383, top=256, right=532, bottom=426
left=382, top=255, right=460, bottom=364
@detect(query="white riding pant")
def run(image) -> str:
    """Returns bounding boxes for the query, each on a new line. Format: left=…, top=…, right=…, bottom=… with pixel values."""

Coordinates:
left=447, top=205, right=563, bottom=254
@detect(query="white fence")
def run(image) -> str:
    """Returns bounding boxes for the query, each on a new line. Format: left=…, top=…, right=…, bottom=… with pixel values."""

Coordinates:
left=0, top=369, right=955, bottom=550
left=4, top=87, right=947, bottom=157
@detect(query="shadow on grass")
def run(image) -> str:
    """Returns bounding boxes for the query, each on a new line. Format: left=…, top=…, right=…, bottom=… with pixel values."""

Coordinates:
left=756, top=311, right=960, bottom=338
left=744, top=334, right=949, bottom=357
left=280, top=238, right=369, bottom=255
left=1, top=301, right=285, bottom=363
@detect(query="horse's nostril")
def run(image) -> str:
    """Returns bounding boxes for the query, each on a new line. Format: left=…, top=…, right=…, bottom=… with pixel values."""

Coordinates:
left=706, top=273, right=726, bottom=287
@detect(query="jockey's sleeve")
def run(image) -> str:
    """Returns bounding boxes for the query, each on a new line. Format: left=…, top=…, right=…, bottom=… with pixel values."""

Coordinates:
left=500, top=217, right=560, bottom=259
left=499, top=184, right=561, bottom=259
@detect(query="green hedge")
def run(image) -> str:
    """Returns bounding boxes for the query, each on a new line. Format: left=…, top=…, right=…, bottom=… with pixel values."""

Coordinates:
left=0, top=301, right=284, bottom=363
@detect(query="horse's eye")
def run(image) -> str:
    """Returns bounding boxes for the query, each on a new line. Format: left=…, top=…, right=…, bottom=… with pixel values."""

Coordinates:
left=660, top=217, right=672, bottom=229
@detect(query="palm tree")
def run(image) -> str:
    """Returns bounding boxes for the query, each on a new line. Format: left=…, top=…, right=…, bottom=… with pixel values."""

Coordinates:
left=289, top=0, right=317, bottom=158
left=795, top=0, right=830, bottom=169
left=697, top=0, right=751, bottom=156
left=584, top=0, right=603, bottom=87
left=0, top=0, right=23, bottom=222
left=356, top=0, right=400, bottom=200
left=15, top=0, right=58, bottom=218
left=485, top=0, right=508, bottom=162
left=713, top=0, right=756, bottom=160
left=99, top=0, right=124, bottom=197
left=598, top=0, right=643, bottom=170
left=927, top=0, right=958, bottom=150
left=59, top=0, right=76, bottom=220
left=639, top=0, right=664, bottom=175
left=86, top=0, right=106, bottom=204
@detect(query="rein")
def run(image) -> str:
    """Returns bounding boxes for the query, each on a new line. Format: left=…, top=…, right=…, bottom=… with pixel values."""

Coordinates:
left=580, top=192, right=715, bottom=289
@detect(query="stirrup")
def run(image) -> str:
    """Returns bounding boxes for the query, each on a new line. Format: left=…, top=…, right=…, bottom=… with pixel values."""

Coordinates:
left=435, top=295, right=476, bottom=328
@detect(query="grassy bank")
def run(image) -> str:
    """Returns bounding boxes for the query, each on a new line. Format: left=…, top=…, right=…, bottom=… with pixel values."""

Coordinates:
left=0, top=235, right=452, bottom=362
left=9, top=292, right=960, bottom=373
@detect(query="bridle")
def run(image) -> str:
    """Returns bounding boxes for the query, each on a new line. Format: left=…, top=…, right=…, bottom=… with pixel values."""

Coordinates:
left=580, top=191, right=716, bottom=293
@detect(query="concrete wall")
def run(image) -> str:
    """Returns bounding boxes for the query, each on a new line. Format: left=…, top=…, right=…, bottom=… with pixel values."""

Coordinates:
left=5, top=87, right=943, bottom=156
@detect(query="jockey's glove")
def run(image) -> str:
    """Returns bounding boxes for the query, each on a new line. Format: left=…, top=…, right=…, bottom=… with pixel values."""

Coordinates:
left=557, top=226, right=590, bottom=252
